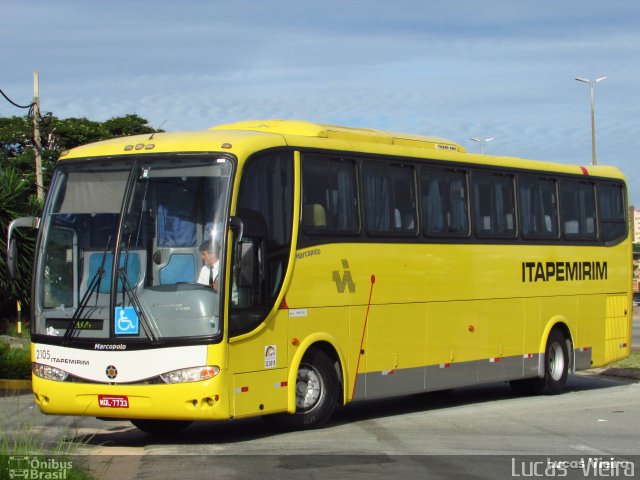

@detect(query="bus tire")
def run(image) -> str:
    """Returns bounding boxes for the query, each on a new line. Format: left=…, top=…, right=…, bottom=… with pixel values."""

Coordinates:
left=537, top=328, right=570, bottom=394
left=269, top=348, right=339, bottom=431
left=130, top=419, right=192, bottom=435
left=511, top=328, right=569, bottom=396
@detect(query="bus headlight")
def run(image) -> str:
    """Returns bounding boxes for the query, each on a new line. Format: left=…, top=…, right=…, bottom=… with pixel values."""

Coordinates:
left=33, top=363, right=69, bottom=382
left=160, top=366, right=220, bottom=384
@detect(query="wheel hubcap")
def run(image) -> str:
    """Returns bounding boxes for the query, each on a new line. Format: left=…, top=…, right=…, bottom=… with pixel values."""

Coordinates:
left=548, top=342, right=565, bottom=381
left=295, top=363, right=324, bottom=412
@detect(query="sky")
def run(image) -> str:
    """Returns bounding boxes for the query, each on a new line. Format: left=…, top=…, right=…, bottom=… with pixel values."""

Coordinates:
left=2, top=0, right=640, bottom=206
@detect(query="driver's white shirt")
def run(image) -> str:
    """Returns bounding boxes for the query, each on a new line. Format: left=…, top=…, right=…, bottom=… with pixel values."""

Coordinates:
left=197, top=260, right=219, bottom=286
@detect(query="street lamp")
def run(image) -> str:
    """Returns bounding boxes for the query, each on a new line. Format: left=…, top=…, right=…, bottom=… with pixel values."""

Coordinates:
left=470, top=137, right=494, bottom=154
left=575, top=76, right=607, bottom=165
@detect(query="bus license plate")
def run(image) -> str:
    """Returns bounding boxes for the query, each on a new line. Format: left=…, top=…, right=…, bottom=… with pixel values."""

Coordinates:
left=98, top=395, right=129, bottom=408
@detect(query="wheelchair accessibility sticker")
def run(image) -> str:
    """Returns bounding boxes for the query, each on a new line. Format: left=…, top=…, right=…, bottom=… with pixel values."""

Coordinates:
left=115, top=307, right=139, bottom=335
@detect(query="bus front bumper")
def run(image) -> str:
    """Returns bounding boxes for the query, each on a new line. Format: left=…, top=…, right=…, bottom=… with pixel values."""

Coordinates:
left=31, top=372, right=232, bottom=421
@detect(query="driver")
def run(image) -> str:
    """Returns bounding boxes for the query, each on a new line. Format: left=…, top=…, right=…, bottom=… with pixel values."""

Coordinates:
left=197, top=241, right=220, bottom=291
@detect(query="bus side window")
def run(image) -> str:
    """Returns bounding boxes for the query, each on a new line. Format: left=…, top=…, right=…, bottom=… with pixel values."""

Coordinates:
left=518, top=176, right=559, bottom=239
left=597, top=182, right=626, bottom=242
left=421, top=167, right=469, bottom=237
left=301, top=156, right=359, bottom=234
left=472, top=172, right=516, bottom=239
left=362, top=161, right=416, bottom=235
left=560, top=180, right=597, bottom=240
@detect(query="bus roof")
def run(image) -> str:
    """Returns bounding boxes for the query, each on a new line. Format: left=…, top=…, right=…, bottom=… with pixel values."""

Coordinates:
left=209, top=120, right=625, bottom=181
left=209, top=119, right=466, bottom=153
left=59, top=119, right=625, bottom=182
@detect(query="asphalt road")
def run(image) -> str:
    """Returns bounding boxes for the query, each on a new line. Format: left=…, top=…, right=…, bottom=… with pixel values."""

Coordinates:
left=2, top=373, right=639, bottom=479
left=2, top=308, right=638, bottom=479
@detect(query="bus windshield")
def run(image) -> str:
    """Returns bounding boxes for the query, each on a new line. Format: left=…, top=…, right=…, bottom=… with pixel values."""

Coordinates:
left=35, top=155, right=233, bottom=344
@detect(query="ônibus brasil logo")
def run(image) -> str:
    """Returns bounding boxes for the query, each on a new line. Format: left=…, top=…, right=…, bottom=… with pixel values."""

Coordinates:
left=8, top=456, right=73, bottom=479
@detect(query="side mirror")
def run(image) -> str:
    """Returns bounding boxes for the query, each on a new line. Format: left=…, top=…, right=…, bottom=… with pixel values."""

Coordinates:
left=237, top=240, right=256, bottom=288
left=6, top=217, right=40, bottom=280
left=7, top=237, right=17, bottom=279
left=229, top=215, right=254, bottom=287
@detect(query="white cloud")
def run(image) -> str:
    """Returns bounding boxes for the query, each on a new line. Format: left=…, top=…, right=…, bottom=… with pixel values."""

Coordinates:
left=2, top=0, right=640, bottom=204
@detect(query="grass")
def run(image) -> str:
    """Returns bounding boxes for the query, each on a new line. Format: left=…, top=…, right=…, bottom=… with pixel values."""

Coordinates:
left=0, top=316, right=30, bottom=339
left=607, top=351, right=640, bottom=369
left=0, top=417, right=96, bottom=480
left=0, top=344, right=31, bottom=380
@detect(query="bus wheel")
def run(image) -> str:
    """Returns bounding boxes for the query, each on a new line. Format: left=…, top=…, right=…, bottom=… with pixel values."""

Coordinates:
left=130, top=419, right=192, bottom=435
left=270, top=348, right=339, bottom=431
left=539, top=328, right=570, bottom=394
left=511, top=328, right=569, bottom=396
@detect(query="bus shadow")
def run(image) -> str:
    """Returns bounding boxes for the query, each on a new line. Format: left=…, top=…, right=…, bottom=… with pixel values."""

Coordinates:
left=76, top=415, right=273, bottom=447
left=74, top=373, right=631, bottom=447
left=330, top=373, right=631, bottom=426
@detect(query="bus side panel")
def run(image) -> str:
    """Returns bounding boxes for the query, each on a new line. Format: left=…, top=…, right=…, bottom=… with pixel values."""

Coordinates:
left=603, top=294, right=630, bottom=365
left=228, top=312, right=289, bottom=417
left=425, top=301, right=478, bottom=390
left=426, top=301, right=477, bottom=364
left=476, top=298, right=525, bottom=383
left=363, top=303, right=427, bottom=399
left=575, top=294, right=604, bottom=369
left=232, top=369, right=289, bottom=418
left=287, top=305, right=350, bottom=395
left=523, top=297, right=543, bottom=376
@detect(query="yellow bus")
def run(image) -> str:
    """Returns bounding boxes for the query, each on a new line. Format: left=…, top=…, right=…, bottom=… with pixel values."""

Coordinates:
left=7, top=120, right=632, bottom=433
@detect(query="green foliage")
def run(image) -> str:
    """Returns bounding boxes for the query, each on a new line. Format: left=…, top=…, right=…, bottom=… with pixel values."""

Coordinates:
left=608, top=352, right=640, bottom=369
left=1, top=410, right=96, bottom=479
left=0, top=113, right=160, bottom=197
left=0, top=168, right=40, bottom=319
left=0, top=113, right=160, bottom=320
left=102, top=113, right=158, bottom=137
left=0, top=344, right=31, bottom=379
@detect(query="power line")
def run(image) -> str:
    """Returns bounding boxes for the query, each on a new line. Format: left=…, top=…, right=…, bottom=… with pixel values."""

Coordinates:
left=0, top=86, right=35, bottom=111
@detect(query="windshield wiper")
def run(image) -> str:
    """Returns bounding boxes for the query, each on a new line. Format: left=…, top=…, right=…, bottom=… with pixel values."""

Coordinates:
left=63, top=236, right=112, bottom=345
left=117, top=234, right=159, bottom=345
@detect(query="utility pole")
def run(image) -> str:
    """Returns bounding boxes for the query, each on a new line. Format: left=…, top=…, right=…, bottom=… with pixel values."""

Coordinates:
left=33, top=70, right=44, bottom=201
left=575, top=76, right=607, bottom=166
left=470, top=137, right=495, bottom=155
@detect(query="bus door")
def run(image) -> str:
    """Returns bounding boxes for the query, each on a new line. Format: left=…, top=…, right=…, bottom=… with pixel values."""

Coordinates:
left=227, top=152, right=293, bottom=418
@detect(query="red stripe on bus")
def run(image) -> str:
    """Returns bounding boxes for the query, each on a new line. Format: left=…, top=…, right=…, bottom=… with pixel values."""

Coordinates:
left=352, top=274, right=376, bottom=401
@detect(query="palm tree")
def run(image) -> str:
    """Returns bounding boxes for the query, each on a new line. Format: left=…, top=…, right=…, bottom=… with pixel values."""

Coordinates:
left=0, top=168, right=41, bottom=322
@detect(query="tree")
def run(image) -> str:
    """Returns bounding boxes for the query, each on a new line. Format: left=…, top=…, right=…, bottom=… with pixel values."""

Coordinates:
left=0, top=168, right=41, bottom=319
left=0, top=113, right=160, bottom=321
left=0, top=113, right=159, bottom=197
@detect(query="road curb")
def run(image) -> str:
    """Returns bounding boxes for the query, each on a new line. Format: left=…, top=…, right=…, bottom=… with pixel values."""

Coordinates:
left=598, top=368, right=640, bottom=381
left=0, top=379, right=32, bottom=392
left=581, top=367, right=640, bottom=381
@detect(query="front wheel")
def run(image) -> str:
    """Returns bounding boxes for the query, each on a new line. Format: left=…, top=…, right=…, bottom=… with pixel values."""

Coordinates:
left=268, top=348, right=339, bottom=431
